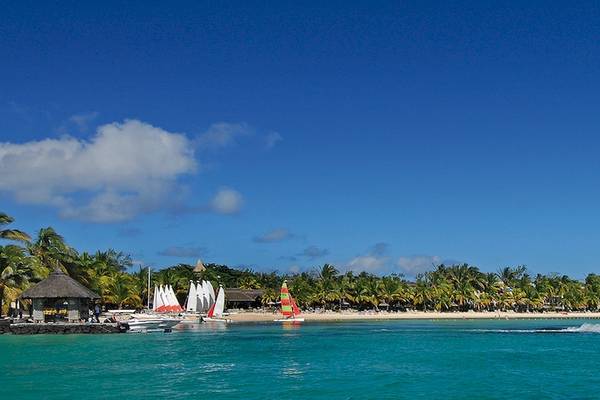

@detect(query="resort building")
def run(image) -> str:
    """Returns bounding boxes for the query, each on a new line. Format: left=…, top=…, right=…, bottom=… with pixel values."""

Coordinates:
left=225, top=288, right=264, bottom=309
left=20, top=269, right=100, bottom=323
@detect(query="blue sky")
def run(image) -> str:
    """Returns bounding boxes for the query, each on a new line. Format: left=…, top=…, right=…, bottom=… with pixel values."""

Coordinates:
left=2, top=1, right=600, bottom=278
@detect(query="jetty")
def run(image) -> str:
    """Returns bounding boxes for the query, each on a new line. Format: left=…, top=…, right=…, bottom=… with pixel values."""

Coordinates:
left=0, top=320, right=127, bottom=335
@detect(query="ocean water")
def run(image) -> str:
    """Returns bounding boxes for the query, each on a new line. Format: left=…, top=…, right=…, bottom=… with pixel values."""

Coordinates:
left=1, top=319, right=600, bottom=399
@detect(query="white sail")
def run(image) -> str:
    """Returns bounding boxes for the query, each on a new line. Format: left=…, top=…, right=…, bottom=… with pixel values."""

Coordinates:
left=152, top=285, right=161, bottom=311
left=186, top=280, right=197, bottom=312
left=199, top=281, right=209, bottom=311
left=211, top=286, right=225, bottom=318
left=206, top=280, right=216, bottom=307
left=159, top=285, right=168, bottom=308
left=168, top=285, right=180, bottom=308
left=197, top=281, right=206, bottom=312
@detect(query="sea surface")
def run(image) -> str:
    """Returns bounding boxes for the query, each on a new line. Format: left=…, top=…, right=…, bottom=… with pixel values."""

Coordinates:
left=1, top=319, right=600, bottom=399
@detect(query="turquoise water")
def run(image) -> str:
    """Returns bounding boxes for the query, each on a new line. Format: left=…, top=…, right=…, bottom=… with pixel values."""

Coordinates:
left=2, top=319, right=600, bottom=399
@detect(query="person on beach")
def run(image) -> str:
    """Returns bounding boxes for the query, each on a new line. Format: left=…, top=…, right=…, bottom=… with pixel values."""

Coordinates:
left=94, top=304, right=101, bottom=323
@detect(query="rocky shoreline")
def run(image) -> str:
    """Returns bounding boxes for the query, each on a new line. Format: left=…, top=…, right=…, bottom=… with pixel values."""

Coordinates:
left=0, top=320, right=128, bottom=334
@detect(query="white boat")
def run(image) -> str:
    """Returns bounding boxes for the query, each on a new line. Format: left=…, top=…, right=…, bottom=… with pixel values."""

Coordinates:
left=274, top=281, right=304, bottom=323
left=126, top=318, right=181, bottom=333
left=202, top=285, right=231, bottom=323
left=122, top=312, right=182, bottom=332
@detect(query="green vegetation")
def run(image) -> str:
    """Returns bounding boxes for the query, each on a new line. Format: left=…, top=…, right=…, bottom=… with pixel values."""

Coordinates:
left=1, top=211, right=600, bottom=315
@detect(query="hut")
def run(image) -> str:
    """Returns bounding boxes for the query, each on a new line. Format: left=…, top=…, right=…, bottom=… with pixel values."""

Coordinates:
left=225, top=288, right=264, bottom=309
left=193, top=259, right=206, bottom=273
left=21, top=269, right=100, bottom=323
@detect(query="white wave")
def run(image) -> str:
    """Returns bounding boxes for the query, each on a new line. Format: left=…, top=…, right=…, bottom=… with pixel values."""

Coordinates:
left=469, top=323, right=600, bottom=334
left=561, top=323, right=600, bottom=333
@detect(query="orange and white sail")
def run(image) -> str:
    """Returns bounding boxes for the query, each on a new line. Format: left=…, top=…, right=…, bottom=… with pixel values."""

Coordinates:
left=154, top=284, right=183, bottom=312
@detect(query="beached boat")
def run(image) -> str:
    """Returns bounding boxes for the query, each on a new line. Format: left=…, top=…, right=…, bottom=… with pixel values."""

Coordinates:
left=202, top=285, right=231, bottom=323
left=274, top=281, right=304, bottom=322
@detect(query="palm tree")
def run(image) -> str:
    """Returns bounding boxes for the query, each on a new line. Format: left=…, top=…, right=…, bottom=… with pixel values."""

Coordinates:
left=104, top=272, right=141, bottom=309
left=0, top=213, right=33, bottom=316
left=0, top=213, right=31, bottom=243
left=28, top=227, right=74, bottom=272
left=0, top=245, right=43, bottom=316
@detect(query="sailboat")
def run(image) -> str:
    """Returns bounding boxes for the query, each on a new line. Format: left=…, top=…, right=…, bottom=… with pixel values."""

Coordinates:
left=127, top=284, right=182, bottom=332
left=202, top=284, right=231, bottom=323
left=185, top=280, right=198, bottom=312
left=274, top=280, right=304, bottom=322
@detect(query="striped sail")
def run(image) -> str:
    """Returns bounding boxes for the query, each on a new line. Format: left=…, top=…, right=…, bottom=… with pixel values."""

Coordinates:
left=280, top=281, right=293, bottom=318
left=291, top=296, right=301, bottom=317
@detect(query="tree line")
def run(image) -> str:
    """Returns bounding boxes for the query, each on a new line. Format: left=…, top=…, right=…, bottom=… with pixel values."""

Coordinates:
left=2, top=212, right=600, bottom=315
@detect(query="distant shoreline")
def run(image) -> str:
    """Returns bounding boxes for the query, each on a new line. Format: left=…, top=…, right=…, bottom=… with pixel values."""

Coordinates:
left=228, top=311, right=600, bottom=322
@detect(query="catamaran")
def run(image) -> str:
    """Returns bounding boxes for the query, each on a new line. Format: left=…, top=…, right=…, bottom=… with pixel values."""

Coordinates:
left=274, top=281, right=304, bottom=322
left=202, top=284, right=231, bottom=323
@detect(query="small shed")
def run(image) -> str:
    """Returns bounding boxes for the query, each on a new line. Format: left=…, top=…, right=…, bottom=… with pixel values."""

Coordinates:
left=225, top=288, right=264, bottom=309
left=21, top=269, right=100, bottom=322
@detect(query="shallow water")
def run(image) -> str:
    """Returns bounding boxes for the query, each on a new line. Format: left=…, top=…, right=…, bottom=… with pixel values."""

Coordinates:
left=1, top=319, right=600, bottom=399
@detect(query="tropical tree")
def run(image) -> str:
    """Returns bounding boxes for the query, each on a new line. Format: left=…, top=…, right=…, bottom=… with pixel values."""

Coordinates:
left=0, top=213, right=31, bottom=243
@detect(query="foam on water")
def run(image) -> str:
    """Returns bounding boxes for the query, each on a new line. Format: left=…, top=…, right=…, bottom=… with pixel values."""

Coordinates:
left=561, top=323, right=600, bottom=333
left=470, top=323, right=600, bottom=334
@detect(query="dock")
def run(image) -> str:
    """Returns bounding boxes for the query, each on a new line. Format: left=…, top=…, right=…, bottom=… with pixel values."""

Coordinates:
left=0, top=320, right=128, bottom=334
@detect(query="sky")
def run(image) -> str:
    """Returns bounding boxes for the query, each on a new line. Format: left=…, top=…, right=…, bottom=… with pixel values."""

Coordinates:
left=1, top=1, right=600, bottom=278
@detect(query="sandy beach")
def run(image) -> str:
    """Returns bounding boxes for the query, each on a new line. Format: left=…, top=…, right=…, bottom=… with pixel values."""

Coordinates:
left=227, top=310, right=600, bottom=322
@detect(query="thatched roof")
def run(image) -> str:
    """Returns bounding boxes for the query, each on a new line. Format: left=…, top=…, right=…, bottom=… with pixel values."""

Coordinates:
left=21, top=269, right=100, bottom=299
left=225, top=288, right=264, bottom=302
left=193, top=259, right=206, bottom=272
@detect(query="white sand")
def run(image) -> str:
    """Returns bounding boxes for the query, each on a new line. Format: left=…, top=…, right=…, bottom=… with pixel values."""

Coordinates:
left=227, top=310, right=600, bottom=322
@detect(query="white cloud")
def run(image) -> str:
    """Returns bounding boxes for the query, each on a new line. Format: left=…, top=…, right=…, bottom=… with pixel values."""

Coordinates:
left=253, top=228, right=295, bottom=243
left=0, top=119, right=197, bottom=222
left=69, top=111, right=99, bottom=132
left=346, top=242, right=390, bottom=272
left=347, top=255, right=388, bottom=272
left=265, top=132, right=282, bottom=149
left=196, top=122, right=249, bottom=150
left=210, top=187, right=243, bottom=214
left=396, top=255, right=442, bottom=276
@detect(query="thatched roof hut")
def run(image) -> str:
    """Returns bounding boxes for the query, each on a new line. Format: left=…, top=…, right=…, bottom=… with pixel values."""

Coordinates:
left=21, top=269, right=100, bottom=300
left=21, top=269, right=99, bottom=322
left=193, top=259, right=206, bottom=273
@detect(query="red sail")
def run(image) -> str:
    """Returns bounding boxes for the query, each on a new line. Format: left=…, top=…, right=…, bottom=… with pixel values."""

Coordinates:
left=291, top=296, right=301, bottom=316
left=207, top=302, right=216, bottom=318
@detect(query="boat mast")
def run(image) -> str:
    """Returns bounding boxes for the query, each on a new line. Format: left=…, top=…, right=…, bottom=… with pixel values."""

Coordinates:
left=147, top=266, right=151, bottom=309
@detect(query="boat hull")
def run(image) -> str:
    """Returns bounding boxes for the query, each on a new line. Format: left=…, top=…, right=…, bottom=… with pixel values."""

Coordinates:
left=202, top=317, right=231, bottom=323
left=274, top=318, right=304, bottom=323
left=126, top=318, right=182, bottom=333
